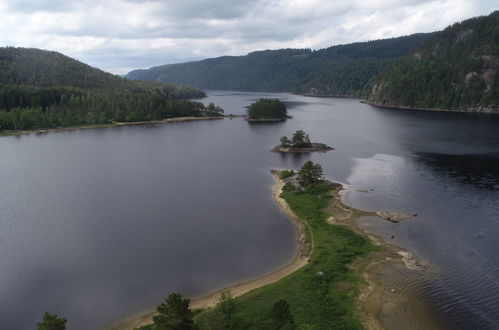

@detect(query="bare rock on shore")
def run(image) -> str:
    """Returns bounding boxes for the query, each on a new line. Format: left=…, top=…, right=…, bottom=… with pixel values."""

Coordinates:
left=398, top=251, right=428, bottom=270
left=376, top=211, right=411, bottom=223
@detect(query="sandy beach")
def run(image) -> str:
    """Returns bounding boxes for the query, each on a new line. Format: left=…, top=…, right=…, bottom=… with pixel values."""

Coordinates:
left=0, top=116, right=224, bottom=137
left=108, top=173, right=310, bottom=330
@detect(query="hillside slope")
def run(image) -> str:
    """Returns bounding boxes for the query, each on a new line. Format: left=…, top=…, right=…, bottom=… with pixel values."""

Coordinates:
left=0, top=47, right=204, bottom=98
left=368, top=11, right=499, bottom=112
left=127, top=34, right=429, bottom=98
left=0, top=48, right=210, bottom=131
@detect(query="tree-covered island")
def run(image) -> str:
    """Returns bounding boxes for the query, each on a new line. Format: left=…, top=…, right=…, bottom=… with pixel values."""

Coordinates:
left=246, top=98, right=289, bottom=121
left=272, top=130, right=334, bottom=153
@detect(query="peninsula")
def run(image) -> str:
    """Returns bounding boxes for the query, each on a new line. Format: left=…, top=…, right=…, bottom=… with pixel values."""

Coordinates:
left=112, top=162, right=427, bottom=330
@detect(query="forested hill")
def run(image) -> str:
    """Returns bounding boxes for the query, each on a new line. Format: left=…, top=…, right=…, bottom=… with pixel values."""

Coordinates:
left=368, top=11, right=499, bottom=112
left=126, top=33, right=430, bottom=97
left=0, top=47, right=211, bottom=131
left=0, top=47, right=204, bottom=98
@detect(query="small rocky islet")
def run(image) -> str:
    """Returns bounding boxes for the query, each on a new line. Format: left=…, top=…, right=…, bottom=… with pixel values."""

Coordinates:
left=271, top=130, right=334, bottom=153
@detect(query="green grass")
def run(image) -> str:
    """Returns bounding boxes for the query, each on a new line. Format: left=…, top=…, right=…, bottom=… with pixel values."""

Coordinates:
left=196, top=183, right=377, bottom=329
left=137, top=182, right=377, bottom=329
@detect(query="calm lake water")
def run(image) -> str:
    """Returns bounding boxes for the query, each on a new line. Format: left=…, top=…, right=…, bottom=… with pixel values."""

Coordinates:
left=1, top=91, right=499, bottom=329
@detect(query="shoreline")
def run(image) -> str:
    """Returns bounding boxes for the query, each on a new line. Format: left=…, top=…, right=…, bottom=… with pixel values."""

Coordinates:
left=365, top=101, right=499, bottom=114
left=110, top=172, right=438, bottom=330
left=108, top=173, right=310, bottom=330
left=0, top=116, right=224, bottom=138
left=245, top=117, right=288, bottom=122
left=326, top=182, right=446, bottom=329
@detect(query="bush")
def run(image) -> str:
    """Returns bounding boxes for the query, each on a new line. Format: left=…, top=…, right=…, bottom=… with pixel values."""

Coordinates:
left=279, top=170, right=295, bottom=179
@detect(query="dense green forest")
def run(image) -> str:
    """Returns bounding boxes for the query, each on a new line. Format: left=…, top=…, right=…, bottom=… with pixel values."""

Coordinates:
left=368, top=11, right=499, bottom=112
left=126, top=34, right=429, bottom=98
left=0, top=47, right=208, bottom=130
left=247, top=98, right=287, bottom=120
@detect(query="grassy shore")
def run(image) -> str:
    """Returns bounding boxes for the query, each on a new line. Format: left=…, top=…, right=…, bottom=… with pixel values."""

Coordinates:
left=203, top=182, right=377, bottom=329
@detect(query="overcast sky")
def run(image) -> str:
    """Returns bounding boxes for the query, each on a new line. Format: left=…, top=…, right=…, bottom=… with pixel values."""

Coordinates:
left=1, top=0, right=497, bottom=74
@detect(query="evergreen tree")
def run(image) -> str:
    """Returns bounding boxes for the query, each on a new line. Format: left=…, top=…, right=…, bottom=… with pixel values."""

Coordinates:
left=298, top=161, right=324, bottom=186
left=37, top=312, right=67, bottom=330
left=271, top=300, right=295, bottom=329
left=153, top=293, right=197, bottom=330
left=280, top=136, right=291, bottom=147
left=216, top=290, right=237, bottom=329
left=291, top=130, right=312, bottom=148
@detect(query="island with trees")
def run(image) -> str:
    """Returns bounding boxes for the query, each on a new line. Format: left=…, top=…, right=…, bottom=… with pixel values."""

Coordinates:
left=272, top=130, right=334, bottom=153
left=246, top=98, right=289, bottom=122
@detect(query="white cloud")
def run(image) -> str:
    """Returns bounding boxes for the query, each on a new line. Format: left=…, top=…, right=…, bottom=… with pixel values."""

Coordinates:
left=0, top=0, right=497, bottom=74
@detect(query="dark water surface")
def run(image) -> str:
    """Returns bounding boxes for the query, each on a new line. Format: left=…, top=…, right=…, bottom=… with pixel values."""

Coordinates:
left=1, top=91, right=499, bottom=329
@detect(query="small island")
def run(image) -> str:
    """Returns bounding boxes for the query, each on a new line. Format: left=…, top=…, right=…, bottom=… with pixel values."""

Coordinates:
left=246, top=98, right=289, bottom=122
left=272, top=130, right=334, bottom=153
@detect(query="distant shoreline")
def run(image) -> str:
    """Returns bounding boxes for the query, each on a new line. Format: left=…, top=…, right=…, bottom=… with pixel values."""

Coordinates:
left=245, top=117, right=288, bottom=122
left=0, top=116, right=225, bottom=137
left=365, top=101, right=499, bottom=114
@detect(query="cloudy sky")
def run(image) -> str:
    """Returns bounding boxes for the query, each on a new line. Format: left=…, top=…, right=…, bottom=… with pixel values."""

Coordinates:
left=1, top=0, right=497, bottom=74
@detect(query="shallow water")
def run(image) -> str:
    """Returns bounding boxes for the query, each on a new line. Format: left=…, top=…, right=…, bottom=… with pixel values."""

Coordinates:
left=1, top=91, right=498, bottom=329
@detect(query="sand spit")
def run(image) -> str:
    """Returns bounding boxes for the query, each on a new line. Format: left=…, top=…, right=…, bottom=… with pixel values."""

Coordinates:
left=0, top=116, right=224, bottom=137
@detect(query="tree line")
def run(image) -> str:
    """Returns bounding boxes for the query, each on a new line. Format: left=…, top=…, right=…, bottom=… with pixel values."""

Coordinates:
left=126, top=34, right=430, bottom=98
left=0, top=87, right=221, bottom=130
left=36, top=291, right=296, bottom=330
left=0, top=47, right=217, bottom=131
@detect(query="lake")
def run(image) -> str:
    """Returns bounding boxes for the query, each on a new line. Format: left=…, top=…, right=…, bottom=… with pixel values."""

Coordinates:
left=1, top=91, right=498, bottom=329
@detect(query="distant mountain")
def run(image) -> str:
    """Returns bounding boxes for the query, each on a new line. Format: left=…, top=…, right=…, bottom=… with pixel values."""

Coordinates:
left=0, top=47, right=209, bottom=131
left=368, top=11, right=499, bottom=112
left=127, top=34, right=430, bottom=98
